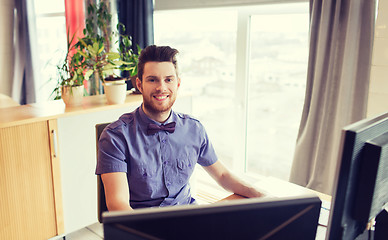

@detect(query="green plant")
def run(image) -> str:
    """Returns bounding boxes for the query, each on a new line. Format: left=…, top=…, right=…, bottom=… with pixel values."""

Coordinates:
left=75, top=1, right=140, bottom=85
left=118, top=32, right=141, bottom=78
left=77, top=37, right=127, bottom=79
left=51, top=30, right=91, bottom=100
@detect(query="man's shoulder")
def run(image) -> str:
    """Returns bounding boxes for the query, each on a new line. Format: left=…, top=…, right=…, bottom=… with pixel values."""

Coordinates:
left=176, top=112, right=200, bottom=123
left=175, top=112, right=205, bottom=130
left=107, top=112, right=136, bottom=130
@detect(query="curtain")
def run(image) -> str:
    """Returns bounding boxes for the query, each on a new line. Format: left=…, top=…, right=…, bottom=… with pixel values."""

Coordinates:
left=289, top=0, right=376, bottom=195
left=116, top=0, right=154, bottom=89
left=12, top=0, right=36, bottom=104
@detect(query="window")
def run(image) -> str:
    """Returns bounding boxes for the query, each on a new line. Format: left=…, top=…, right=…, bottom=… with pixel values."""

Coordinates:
left=154, top=2, right=309, bottom=181
left=32, top=0, right=67, bottom=102
left=154, top=8, right=238, bottom=169
left=246, top=4, right=309, bottom=179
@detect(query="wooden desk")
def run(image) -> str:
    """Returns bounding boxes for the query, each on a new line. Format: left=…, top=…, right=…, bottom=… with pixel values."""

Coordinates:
left=220, top=176, right=331, bottom=240
left=222, top=176, right=331, bottom=203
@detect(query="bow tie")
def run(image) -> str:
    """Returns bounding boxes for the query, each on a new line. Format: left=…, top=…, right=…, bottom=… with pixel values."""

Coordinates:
left=147, top=122, right=176, bottom=135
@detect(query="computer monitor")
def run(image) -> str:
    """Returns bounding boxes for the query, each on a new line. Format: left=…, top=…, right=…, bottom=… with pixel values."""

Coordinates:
left=103, top=195, right=321, bottom=240
left=326, top=111, right=388, bottom=240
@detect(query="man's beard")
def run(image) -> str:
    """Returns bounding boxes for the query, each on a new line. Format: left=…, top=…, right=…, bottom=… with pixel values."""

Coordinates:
left=142, top=94, right=177, bottom=115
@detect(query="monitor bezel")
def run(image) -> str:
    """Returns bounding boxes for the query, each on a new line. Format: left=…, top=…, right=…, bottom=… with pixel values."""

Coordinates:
left=103, top=194, right=322, bottom=240
left=326, top=111, right=388, bottom=240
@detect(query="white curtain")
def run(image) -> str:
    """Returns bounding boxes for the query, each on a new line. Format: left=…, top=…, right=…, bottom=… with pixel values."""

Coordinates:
left=289, top=0, right=376, bottom=195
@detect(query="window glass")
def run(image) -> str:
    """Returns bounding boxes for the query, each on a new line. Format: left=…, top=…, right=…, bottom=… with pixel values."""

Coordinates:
left=33, top=0, right=65, bottom=15
left=35, top=16, right=67, bottom=102
left=31, top=0, right=66, bottom=102
left=154, top=9, right=238, bottom=168
left=246, top=4, right=309, bottom=180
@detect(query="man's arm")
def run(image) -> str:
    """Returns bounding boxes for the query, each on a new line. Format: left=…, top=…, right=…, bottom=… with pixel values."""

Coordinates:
left=101, top=172, right=133, bottom=211
left=203, top=161, right=264, bottom=198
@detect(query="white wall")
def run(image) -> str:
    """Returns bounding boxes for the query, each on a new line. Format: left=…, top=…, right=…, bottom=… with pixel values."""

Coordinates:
left=368, top=0, right=388, bottom=117
left=0, top=0, right=14, bottom=97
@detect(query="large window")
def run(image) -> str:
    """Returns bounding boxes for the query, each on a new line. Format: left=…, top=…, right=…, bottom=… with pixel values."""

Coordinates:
left=154, top=8, right=238, bottom=169
left=154, top=2, right=309, bottom=181
left=246, top=5, right=309, bottom=179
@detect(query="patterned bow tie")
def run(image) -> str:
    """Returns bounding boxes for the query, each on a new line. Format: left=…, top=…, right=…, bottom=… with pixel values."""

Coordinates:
left=147, top=122, right=176, bottom=135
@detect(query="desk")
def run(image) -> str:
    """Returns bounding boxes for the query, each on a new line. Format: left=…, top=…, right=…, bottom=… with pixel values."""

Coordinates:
left=221, top=177, right=331, bottom=240
left=222, top=176, right=331, bottom=202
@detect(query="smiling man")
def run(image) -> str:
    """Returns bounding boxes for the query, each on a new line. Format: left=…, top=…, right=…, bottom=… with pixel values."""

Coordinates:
left=95, top=45, right=263, bottom=211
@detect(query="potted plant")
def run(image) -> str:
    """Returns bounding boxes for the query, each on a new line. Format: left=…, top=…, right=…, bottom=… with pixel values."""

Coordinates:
left=76, top=36, right=131, bottom=104
left=52, top=31, right=92, bottom=107
left=76, top=1, right=139, bottom=103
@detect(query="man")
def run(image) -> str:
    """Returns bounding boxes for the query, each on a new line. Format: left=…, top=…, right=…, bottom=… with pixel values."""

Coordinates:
left=96, top=45, right=263, bottom=211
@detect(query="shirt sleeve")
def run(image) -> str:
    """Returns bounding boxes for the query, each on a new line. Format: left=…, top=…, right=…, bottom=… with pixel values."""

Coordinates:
left=95, top=121, right=128, bottom=175
left=197, top=123, right=218, bottom=167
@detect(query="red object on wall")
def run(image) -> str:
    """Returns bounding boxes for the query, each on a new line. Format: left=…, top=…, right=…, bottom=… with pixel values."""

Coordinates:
left=64, top=0, right=85, bottom=55
left=64, top=0, right=87, bottom=88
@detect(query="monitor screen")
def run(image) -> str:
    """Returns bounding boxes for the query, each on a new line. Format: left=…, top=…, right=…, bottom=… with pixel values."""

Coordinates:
left=103, top=195, right=321, bottom=240
left=326, top=111, right=388, bottom=240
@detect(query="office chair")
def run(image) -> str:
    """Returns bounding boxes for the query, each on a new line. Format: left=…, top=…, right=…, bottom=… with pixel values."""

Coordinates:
left=95, top=123, right=110, bottom=223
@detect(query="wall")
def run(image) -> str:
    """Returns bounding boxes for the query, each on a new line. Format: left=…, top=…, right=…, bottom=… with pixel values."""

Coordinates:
left=0, top=0, right=14, bottom=97
left=368, top=0, right=388, bottom=117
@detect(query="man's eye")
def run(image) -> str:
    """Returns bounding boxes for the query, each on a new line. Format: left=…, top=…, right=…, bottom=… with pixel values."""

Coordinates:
left=166, top=78, right=172, bottom=82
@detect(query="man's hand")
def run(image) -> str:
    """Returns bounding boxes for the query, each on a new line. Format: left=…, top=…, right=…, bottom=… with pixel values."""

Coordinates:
left=203, top=161, right=265, bottom=198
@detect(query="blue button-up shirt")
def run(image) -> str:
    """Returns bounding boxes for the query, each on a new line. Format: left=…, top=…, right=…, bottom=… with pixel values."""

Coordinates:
left=95, top=106, right=218, bottom=209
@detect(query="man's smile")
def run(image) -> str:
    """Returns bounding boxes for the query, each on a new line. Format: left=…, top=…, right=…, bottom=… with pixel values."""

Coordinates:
left=154, top=95, right=169, bottom=101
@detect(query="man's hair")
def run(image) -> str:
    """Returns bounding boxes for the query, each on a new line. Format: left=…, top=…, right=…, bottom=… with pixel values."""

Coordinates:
left=137, top=45, right=179, bottom=81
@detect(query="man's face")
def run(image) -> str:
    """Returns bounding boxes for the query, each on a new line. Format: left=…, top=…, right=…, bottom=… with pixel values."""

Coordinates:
left=136, top=61, right=181, bottom=117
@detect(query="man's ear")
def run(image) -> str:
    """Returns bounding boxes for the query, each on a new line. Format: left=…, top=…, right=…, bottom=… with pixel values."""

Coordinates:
left=136, top=77, right=143, bottom=93
left=177, top=77, right=181, bottom=88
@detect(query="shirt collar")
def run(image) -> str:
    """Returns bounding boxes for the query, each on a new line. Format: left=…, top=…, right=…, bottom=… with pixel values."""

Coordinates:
left=137, top=104, right=176, bottom=126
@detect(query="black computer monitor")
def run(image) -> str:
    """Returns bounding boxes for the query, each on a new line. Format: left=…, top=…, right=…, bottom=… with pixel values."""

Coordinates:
left=326, top=111, right=388, bottom=240
left=103, top=195, right=321, bottom=240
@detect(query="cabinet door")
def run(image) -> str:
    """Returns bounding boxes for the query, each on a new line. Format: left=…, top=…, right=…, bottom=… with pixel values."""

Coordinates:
left=0, top=120, right=63, bottom=239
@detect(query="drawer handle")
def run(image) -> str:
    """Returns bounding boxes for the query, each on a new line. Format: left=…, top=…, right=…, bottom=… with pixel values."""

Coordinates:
left=51, top=129, right=58, bottom=158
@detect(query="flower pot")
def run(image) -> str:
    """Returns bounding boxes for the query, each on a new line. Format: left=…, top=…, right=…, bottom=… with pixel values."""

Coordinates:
left=61, top=85, right=84, bottom=107
left=103, top=82, right=127, bottom=104
left=104, top=76, right=126, bottom=85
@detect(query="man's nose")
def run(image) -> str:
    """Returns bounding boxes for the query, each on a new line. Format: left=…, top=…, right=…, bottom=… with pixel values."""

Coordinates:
left=156, top=81, right=167, bottom=91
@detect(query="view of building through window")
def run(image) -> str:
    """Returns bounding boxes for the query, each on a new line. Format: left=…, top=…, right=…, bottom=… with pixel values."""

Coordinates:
left=154, top=8, right=238, bottom=169
left=154, top=3, right=309, bottom=181
left=246, top=10, right=309, bottom=180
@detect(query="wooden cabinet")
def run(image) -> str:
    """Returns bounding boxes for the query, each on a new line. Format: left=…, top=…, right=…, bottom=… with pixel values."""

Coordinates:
left=0, top=120, right=63, bottom=239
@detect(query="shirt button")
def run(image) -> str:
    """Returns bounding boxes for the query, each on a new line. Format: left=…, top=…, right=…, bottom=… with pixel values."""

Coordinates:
left=161, top=139, right=166, bottom=143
